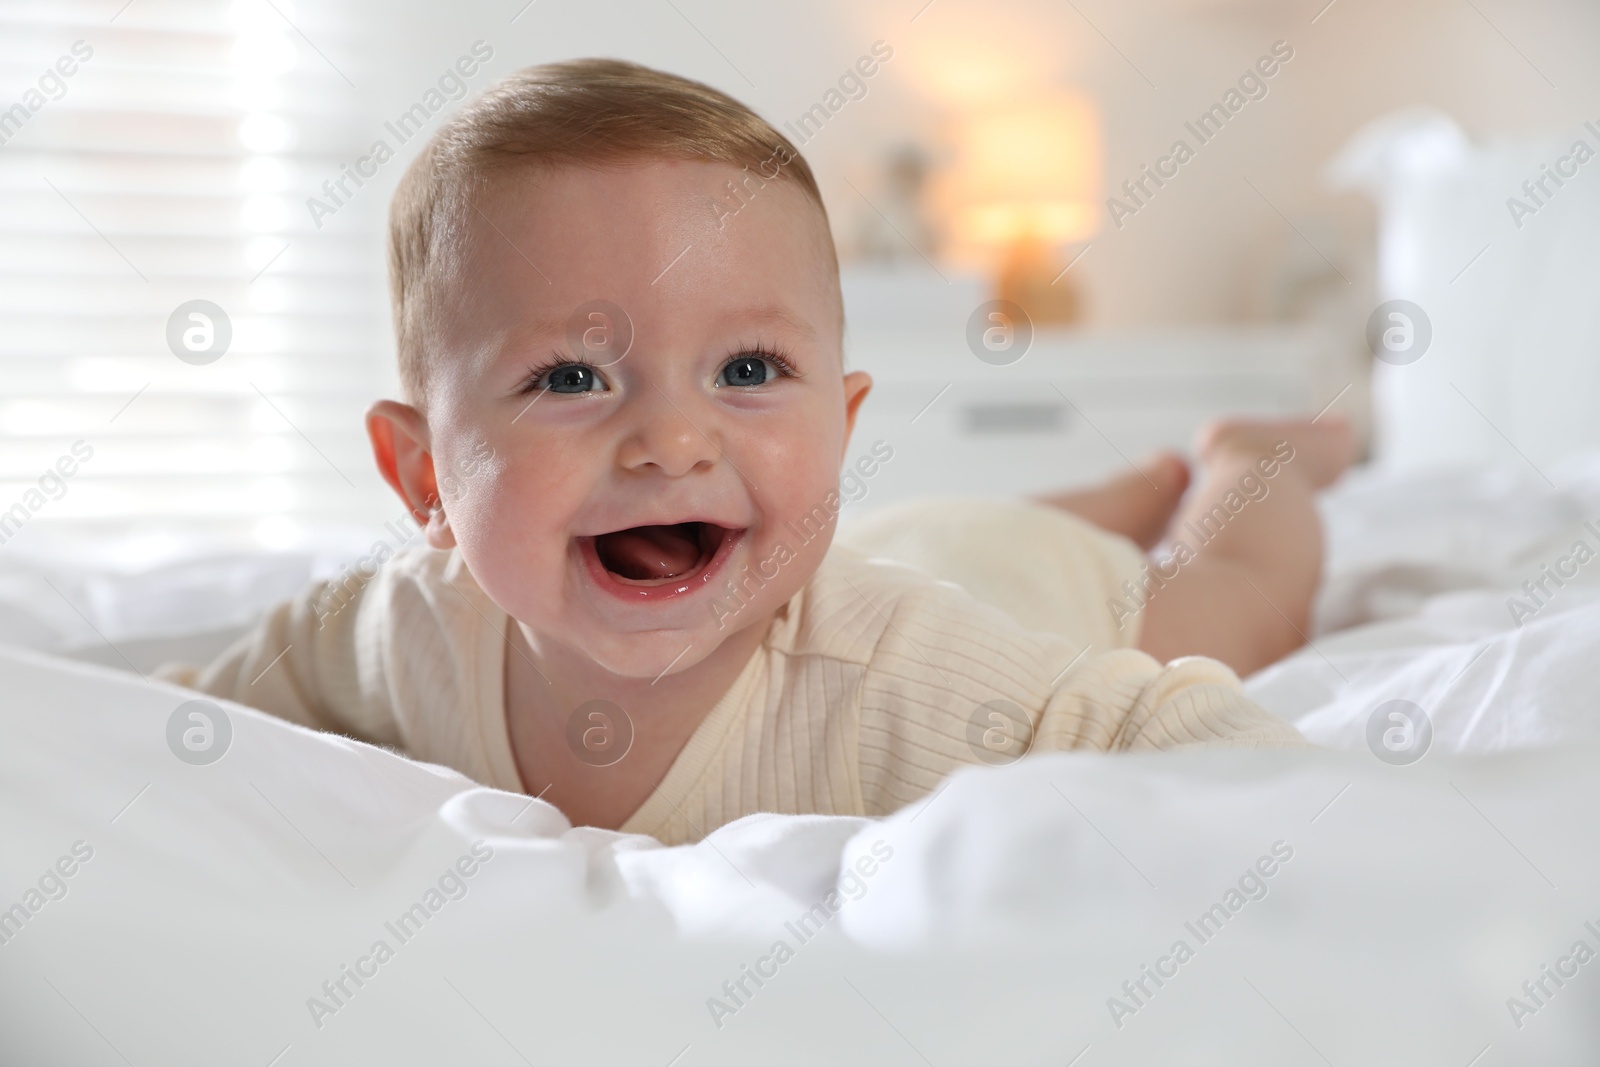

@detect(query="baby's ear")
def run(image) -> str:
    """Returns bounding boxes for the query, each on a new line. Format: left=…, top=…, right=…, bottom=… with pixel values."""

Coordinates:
left=366, top=400, right=452, bottom=547
left=841, top=370, right=873, bottom=456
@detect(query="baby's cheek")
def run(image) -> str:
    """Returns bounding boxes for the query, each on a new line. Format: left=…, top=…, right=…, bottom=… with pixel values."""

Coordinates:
left=452, top=484, right=568, bottom=625
left=448, top=466, right=539, bottom=561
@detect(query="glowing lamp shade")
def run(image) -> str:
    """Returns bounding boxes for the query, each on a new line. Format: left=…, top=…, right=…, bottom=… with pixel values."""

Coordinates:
left=945, top=93, right=1101, bottom=255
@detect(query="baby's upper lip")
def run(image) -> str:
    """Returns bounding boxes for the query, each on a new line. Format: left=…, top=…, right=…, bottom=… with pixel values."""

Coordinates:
left=577, top=511, right=751, bottom=538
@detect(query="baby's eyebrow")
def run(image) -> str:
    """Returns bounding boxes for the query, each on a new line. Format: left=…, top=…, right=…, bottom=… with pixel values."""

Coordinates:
left=728, top=305, right=816, bottom=340
left=500, top=304, right=817, bottom=357
left=510, top=314, right=567, bottom=342
left=493, top=313, right=572, bottom=362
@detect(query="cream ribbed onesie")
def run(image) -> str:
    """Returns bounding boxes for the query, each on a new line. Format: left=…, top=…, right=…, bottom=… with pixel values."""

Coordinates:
left=158, top=498, right=1304, bottom=845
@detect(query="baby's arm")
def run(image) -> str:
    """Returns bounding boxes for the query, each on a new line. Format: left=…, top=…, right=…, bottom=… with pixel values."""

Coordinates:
left=853, top=580, right=1307, bottom=817
left=155, top=568, right=402, bottom=748
left=1031, top=648, right=1308, bottom=753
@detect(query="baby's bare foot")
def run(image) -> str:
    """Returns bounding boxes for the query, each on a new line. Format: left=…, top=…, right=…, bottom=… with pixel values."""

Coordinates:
left=1037, top=450, right=1191, bottom=550
left=1195, top=413, right=1356, bottom=490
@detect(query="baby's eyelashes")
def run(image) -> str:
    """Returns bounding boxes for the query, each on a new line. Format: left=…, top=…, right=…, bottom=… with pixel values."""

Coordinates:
left=519, top=358, right=607, bottom=395
left=513, top=346, right=801, bottom=398
left=716, top=345, right=801, bottom=387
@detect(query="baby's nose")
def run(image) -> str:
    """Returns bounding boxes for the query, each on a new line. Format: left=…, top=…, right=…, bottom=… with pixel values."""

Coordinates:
left=615, top=385, right=723, bottom=477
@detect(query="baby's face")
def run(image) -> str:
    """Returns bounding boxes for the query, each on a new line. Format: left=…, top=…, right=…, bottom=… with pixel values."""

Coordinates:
left=422, top=160, right=869, bottom=678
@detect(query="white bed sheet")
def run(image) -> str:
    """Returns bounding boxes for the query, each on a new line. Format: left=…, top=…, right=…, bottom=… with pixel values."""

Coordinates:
left=2, top=643, right=1597, bottom=1064
left=1244, top=454, right=1600, bottom=753
left=5, top=459, right=1600, bottom=1061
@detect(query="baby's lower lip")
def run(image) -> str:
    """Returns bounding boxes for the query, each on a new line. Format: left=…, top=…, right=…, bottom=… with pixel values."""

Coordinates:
left=574, top=525, right=744, bottom=602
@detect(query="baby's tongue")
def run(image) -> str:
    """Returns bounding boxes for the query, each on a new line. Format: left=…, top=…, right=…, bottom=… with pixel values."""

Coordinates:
left=596, top=524, right=703, bottom=581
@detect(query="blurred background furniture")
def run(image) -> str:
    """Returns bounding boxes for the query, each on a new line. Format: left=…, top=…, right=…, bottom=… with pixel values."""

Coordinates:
left=2, top=0, right=1595, bottom=554
left=839, top=265, right=1339, bottom=510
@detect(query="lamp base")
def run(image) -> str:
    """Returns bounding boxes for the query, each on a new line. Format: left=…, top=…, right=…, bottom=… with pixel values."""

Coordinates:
left=996, top=238, right=1083, bottom=325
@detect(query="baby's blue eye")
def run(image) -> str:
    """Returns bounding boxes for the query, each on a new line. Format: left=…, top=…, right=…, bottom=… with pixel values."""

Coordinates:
left=719, top=356, right=770, bottom=387
left=542, top=365, right=602, bottom=393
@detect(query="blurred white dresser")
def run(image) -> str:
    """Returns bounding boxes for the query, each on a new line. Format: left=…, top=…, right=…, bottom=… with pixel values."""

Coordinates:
left=838, top=267, right=1341, bottom=515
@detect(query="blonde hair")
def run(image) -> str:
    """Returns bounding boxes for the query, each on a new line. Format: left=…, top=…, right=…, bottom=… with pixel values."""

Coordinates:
left=387, top=57, right=832, bottom=406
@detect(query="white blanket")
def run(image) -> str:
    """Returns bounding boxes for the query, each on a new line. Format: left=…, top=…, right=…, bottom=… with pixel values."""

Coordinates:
left=5, top=460, right=1600, bottom=1061
left=3, top=642, right=1598, bottom=1063
left=1246, top=457, right=1600, bottom=754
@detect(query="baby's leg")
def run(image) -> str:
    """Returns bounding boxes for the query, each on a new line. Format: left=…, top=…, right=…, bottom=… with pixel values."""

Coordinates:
left=1136, top=416, right=1356, bottom=677
left=1033, top=452, right=1191, bottom=551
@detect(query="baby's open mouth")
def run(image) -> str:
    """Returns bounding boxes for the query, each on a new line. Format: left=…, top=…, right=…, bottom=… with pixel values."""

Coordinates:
left=592, top=522, right=733, bottom=584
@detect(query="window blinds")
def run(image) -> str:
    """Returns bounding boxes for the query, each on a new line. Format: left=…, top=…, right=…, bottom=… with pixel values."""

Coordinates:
left=0, top=0, right=391, bottom=555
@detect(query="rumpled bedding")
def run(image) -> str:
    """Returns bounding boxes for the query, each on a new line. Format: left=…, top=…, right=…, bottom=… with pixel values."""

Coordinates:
left=4, top=459, right=1600, bottom=1062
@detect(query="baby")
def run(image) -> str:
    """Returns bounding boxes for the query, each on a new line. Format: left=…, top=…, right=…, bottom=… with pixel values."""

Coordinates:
left=162, top=59, right=1353, bottom=846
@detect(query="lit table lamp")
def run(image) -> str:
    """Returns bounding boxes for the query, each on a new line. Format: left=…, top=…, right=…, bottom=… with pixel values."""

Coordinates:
left=940, top=93, right=1101, bottom=324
